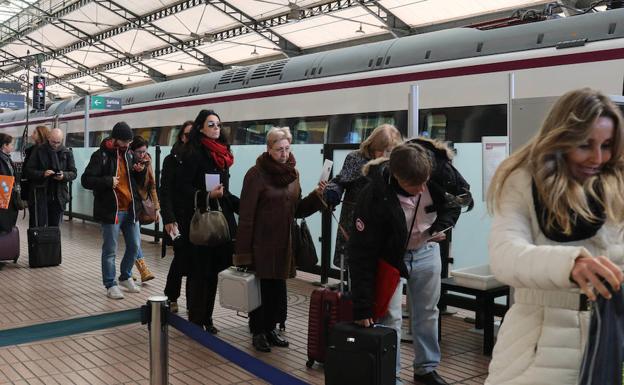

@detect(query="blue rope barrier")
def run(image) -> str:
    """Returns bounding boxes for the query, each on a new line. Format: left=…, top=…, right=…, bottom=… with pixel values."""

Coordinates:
left=0, top=308, right=142, bottom=347
left=168, top=313, right=310, bottom=385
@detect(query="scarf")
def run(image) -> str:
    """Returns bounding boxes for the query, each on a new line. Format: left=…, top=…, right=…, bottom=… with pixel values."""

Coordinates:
left=201, top=137, right=234, bottom=170
left=257, top=152, right=297, bottom=187
left=0, top=151, right=13, bottom=176
left=531, top=180, right=605, bottom=242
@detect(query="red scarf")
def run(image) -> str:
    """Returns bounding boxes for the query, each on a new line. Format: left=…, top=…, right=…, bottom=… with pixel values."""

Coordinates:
left=200, top=137, right=234, bottom=170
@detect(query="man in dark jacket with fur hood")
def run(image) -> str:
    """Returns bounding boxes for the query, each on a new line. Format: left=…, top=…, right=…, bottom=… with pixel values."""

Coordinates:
left=349, top=141, right=460, bottom=385
left=81, top=122, right=144, bottom=300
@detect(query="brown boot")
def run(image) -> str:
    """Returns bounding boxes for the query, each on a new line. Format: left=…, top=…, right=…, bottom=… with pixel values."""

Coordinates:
left=135, top=259, right=155, bottom=282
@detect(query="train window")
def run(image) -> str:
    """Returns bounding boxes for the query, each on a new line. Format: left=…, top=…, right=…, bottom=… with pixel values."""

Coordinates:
left=293, top=119, right=328, bottom=144
left=90, top=130, right=112, bottom=146
left=65, top=133, right=84, bottom=148
left=233, top=121, right=276, bottom=145
left=419, top=104, right=506, bottom=142
left=353, top=115, right=396, bottom=140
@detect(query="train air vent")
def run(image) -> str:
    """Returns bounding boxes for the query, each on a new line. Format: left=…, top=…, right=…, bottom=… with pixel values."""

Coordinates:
left=266, top=60, right=287, bottom=78
left=217, top=70, right=235, bottom=85
left=376, top=57, right=383, bottom=66
left=609, top=23, right=616, bottom=35
left=385, top=56, right=391, bottom=65
left=311, top=67, right=316, bottom=76
left=476, top=42, right=483, bottom=53
left=556, top=38, right=587, bottom=49
left=251, top=63, right=271, bottom=80
left=231, top=68, right=249, bottom=83
left=425, top=50, right=431, bottom=59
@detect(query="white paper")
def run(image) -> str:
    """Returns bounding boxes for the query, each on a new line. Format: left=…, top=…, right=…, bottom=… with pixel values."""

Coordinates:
left=319, top=159, right=333, bottom=182
left=205, top=173, right=220, bottom=191
left=482, top=136, right=509, bottom=200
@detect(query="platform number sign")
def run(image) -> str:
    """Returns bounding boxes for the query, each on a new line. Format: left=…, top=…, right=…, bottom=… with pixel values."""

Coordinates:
left=32, top=76, right=46, bottom=111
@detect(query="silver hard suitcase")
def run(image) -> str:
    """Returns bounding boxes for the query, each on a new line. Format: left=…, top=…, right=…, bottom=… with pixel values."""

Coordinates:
left=218, top=267, right=261, bottom=313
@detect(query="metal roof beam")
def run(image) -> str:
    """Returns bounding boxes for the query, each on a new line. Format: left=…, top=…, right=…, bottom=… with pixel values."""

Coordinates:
left=207, top=0, right=302, bottom=56
left=93, top=0, right=225, bottom=71
left=358, top=1, right=411, bottom=38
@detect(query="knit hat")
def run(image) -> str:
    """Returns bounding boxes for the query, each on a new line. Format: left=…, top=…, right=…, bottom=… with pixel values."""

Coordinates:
left=111, top=122, right=133, bottom=141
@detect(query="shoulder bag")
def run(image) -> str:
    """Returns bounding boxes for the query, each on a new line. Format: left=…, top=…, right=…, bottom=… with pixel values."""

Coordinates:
left=293, top=218, right=318, bottom=269
left=138, top=197, right=157, bottom=225
left=189, top=190, right=231, bottom=247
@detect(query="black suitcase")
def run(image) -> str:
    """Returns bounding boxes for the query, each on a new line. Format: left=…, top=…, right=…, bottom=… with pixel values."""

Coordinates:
left=325, top=322, right=397, bottom=385
left=28, top=188, right=61, bottom=268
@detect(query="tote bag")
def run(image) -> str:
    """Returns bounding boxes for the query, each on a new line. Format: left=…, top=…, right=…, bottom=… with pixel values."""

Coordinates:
left=189, top=191, right=230, bottom=247
left=293, top=218, right=318, bottom=269
left=578, top=285, right=624, bottom=385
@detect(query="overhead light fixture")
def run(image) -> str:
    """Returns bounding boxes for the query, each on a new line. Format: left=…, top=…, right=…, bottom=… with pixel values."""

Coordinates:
left=88, top=85, right=91, bottom=91
left=126, top=76, right=132, bottom=82
left=355, top=23, right=365, bottom=34
left=286, top=2, right=302, bottom=21
left=250, top=46, right=259, bottom=56
left=178, top=64, right=184, bottom=71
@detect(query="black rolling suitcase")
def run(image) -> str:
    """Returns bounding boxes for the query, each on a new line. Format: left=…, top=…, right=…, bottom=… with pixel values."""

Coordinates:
left=325, top=322, right=397, bottom=385
left=28, top=188, right=61, bottom=268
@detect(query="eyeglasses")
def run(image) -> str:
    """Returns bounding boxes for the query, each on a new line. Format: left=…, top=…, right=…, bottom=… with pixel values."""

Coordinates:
left=134, top=150, right=147, bottom=155
left=206, top=121, right=222, bottom=128
left=271, top=146, right=291, bottom=154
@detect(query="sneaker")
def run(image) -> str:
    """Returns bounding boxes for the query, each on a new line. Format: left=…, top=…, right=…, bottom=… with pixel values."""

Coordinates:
left=119, top=279, right=141, bottom=293
left=107, top=286, right=125, bottom=299
left=169, top=301, right=179, bottom=313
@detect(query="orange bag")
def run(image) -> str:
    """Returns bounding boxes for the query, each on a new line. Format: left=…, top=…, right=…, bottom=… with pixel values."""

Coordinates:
left=0, top=175, right=14, bottom=209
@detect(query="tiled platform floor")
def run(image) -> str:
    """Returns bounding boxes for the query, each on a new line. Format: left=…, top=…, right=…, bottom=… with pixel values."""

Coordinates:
left=0, top=215, right=491, bottom=384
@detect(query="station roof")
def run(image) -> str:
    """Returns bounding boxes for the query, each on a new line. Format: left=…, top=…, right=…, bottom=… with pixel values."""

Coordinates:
left=0, top=0, right=573, bottom=101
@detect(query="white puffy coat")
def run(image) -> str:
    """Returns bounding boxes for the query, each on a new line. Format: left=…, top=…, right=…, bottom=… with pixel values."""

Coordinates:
left=485, top=168, right=624, bottom=385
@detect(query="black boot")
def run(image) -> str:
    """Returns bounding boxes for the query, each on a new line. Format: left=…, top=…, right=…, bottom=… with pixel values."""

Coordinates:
left=266, top=329, right=289, bottom=347
left=252, top=333, right=271, bottom=353
left=413, top=371, right=449, bottom=385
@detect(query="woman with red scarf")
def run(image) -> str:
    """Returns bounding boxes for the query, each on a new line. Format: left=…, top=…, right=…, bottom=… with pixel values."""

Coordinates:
left=235, top=127, right=326, bottom=352
left=175, top=109, right=239, bottom=333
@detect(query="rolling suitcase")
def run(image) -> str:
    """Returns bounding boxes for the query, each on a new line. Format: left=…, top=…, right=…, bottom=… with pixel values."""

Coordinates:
left=0, top=226, right=19, bottom=263
left=325, top=322, right=397, bottom=385
left=28, top=188, right=61, bottom=268
left=306, top=254, right=353, bottom=367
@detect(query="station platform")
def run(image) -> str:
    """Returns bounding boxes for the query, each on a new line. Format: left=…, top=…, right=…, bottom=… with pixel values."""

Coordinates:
left=0, top=215, right=491, bottom=385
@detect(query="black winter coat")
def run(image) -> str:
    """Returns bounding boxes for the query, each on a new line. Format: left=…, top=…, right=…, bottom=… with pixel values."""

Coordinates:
left=0, top=152, right=19, bottom=233
left=80, top=138, right=143, bottom=224
left=25, top=143, right=77, bottom=208
left=348, top=161, right=460, bottom=320
left=165, top=141, right=240, bottom=278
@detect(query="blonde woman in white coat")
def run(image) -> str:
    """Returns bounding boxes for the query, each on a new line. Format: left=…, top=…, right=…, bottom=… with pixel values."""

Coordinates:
left=486, top=88, right=624, bottom=385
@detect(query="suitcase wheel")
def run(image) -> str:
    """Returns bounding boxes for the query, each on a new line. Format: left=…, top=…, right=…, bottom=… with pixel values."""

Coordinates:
left=13, top=257, right=18, bottom=263
left=306, top=359, right=314, bottom=368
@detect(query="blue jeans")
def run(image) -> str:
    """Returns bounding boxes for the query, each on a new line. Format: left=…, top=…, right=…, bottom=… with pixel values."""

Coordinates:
left=378, top=277, right=405, bottom=383
left=101, top=211, right=140, bottom=289
left=405, top=242, right=442, bottom=375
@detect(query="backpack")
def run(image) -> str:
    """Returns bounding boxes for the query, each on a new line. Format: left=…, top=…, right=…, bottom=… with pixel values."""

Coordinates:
left=409, top=138, right=474, bottom=212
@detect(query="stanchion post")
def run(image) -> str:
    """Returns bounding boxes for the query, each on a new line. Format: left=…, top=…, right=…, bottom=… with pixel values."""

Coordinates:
left=147, top=296, right=168, bottom=385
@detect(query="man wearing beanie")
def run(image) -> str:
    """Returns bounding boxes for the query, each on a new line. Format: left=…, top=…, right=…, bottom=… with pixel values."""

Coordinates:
left=81, top=122, right=144, bottom=299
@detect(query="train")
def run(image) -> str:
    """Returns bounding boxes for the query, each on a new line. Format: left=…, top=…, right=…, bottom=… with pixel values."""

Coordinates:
left=0, top=7, right=623, bottom=153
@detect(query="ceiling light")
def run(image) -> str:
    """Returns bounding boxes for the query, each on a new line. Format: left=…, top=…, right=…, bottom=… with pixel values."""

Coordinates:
left=250, top=46, right=259, bottom=56
left=355, top=23, right=365, bottom=34
left=178, top=64, right=184, bottom=71
left=126, top=76, right=132, bottom=82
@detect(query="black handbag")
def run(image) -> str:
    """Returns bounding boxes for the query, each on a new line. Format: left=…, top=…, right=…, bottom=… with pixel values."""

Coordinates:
left=293, top=218, right=318, bottom=269
left=189, top=191, right=230, bottom=247
left=578, top=285, right=624, bottom=385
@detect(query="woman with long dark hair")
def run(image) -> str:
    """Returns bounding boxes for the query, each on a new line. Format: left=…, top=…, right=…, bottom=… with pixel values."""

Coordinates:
left=161, top=120, right=193, bottom=312
left=170, top=110, right=238, bottom=332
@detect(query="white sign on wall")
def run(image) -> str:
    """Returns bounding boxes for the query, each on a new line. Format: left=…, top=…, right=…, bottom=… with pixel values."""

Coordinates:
left=482, top=136, right=508, bottom=200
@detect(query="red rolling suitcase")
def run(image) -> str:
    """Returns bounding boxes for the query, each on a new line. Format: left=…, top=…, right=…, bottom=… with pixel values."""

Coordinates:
left=306, top=255, right=353, bottom=368
left=0, top=226, right=19, bottom=263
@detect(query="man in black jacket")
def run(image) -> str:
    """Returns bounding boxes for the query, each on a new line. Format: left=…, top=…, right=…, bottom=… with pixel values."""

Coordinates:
left=25, top=128, right=77, bottom=227
left=81, top=122, right=143, bottom=300
left=349, top=142, right=457, bottom=385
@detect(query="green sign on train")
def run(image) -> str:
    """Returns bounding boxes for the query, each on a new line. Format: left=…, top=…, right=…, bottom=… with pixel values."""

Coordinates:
left=90, top=96, right=122, bottom=110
